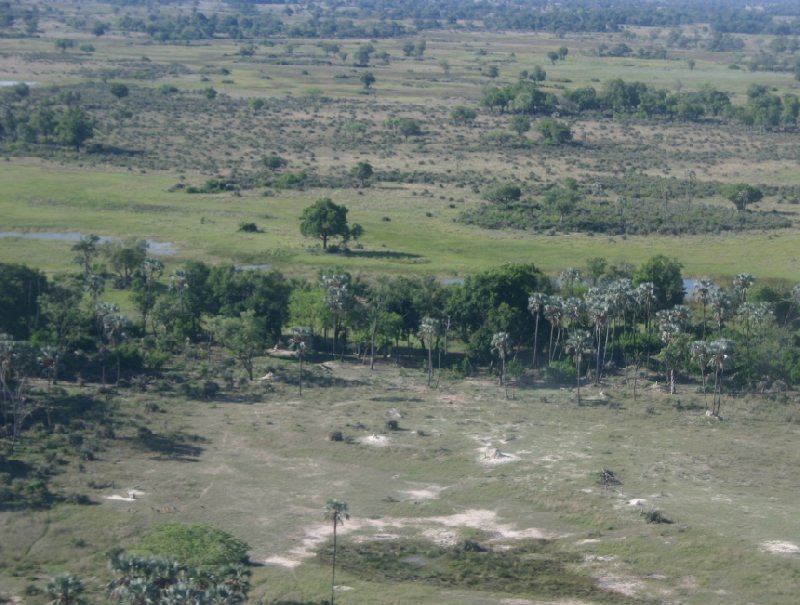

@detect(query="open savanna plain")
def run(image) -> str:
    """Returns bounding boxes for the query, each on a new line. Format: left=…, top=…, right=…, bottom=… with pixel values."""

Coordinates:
left=3, top=2, right=800, bottom=604
left=3, top=358, right=800, bottom=605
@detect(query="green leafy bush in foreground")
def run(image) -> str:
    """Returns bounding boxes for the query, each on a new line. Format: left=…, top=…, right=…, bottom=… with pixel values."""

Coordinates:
left=136, top=523, right=249, bottom=566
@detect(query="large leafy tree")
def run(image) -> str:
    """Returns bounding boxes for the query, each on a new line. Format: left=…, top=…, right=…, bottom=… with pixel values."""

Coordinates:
left=300, top=198, right=350, bottom=250
left=0, top=263, right=47, bottom=339
left=633, top=255, right=684, bottom=311
left=56, top=106, right=94, bottom=151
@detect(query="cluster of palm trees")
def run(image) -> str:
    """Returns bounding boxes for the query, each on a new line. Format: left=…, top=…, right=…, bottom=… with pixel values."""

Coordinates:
left=104, top=551, right=251, bottom=605
left=485, top=269, right=777, bottom=414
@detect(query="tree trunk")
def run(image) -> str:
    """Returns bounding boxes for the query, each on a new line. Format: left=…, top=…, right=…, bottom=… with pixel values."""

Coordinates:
left=331, top=523, right=338, bottom=605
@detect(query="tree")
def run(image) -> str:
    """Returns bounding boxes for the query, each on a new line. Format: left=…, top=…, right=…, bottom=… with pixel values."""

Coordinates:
left=110, top=83, right=129, bottom=99
left=351, top=161, right=373, bottom=186
left=55, top=39, right=75, bottom=52
left=527, top=292, right=547, bottom=368
left=208, top=310, right=263, bottom=381
left=323, top=499, right=350, bottom=605
left=491, top=331, right=511, bottom=399
left=483, top=183, right=522, bottom=204
left=509, top=115, right=531, bottom=137
left=359, top=71, right=376, bottom=91
left=566, top=329, right=592, bottom=404
left=721, top=183, right=763, bottom=212
left=486, top=65, right=500, bottom=79
left=56, top=107, right=93, bottom=151
left=537, top=118, right=572, bottom=145
left=47, top=573, right=85, bottom=605
left=450, top=105, right=477, bottom=126
left=71, top=234, right=101, bottom=278
left=289, top=326, right=311, bottom=395
left=708, top=339, right=733, bottom=417
left=633, top=255, right=684, bottom=311
left=300, top=198, right=349, bottom=250
left=0, top=263, right=46, bottom=340
left=547, top=50, right=560, bottom=65
left=418, top=317, right=440, bottom=387
left=262, top=154, right=288, bottom=172
left=691, top=340, right=711, bottom=409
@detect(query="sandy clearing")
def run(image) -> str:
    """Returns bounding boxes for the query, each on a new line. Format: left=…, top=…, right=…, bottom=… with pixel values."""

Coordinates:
left=400, top=484, right=446, bottom=501
left=761, top=541, right=800, bottom=554
left=360, top=434, right=390, bottom=446
left=104, top=489, right=146, bottom=502
left=264, top=508, right=556, bottom=568
left=478, top=446, right=519, bottom=465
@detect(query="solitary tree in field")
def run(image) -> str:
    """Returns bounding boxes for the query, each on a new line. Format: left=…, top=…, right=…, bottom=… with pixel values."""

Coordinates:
left=300, top=198, right=349, bottom=250
left=350, top=161, right=373, bottom=186
left=323, top=499, right=350, bottom=605
left=359, top=71, right=376, bottom=91
left=721, top=183, right=762, bottom=212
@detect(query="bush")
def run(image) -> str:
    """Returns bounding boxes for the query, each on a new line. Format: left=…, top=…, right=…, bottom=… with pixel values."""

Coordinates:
left=238, top=222, right=260, bottom=233
left=136, top=523, right=249, bottom=566
left=544, top=360, right=577, bottom=385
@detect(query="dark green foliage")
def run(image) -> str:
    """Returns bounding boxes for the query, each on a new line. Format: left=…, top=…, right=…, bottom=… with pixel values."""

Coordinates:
left=328, top=538, right=642, bottom=603
left=237, top=222, right=259, bottom=233
left=55, top=107, right=93, bottom=151
left=482, top=182, right=522, bottom=204
left=300, top=198, right=350, bottom=250
left=0, top=263, right=47, bottom=339
left=109, top=83, right=129, bottom=99
left=633, top=255, right=684, bottom=310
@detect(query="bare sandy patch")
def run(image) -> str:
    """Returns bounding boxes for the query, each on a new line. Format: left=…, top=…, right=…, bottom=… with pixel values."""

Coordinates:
left=400, top=484, right=446, bottom=501
left=478, top=446, right=519, bottom=465
left=596, top=575, right=644, bottom=597
left=761, top=541, right=800, bottom=554
left=360, top=434, right=390, bottom=447
left=104, top=489, right=146, bottom=502
left=264, top=508, right=556, bottom=567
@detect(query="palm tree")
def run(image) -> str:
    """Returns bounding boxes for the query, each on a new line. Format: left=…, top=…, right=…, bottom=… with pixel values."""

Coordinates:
left=323, top=499, right=350, bottom=605
left=418, top=317, right=440, bottom=387
left=732, top=273, right=755, bottom=304
left=566, top=329, right=592, bottom=404
left=491, top=331, right=511, bottom=399
left=693, top=279, right=717, bottom=339
left=691, top=341, right=711, bottom=409
left=708, top=339, right=733, bottom=417
left=527, top=292, right=547, bottom=368
left=543, top=297, right=564, bottom=363
left=290, top=327, right=311, bottom=394
left=709, top=288, right=732, bottom=336
left=47, top=574, right=85, bottom=605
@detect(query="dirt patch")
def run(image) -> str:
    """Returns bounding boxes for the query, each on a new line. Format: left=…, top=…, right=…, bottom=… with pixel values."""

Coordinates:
left=761, top=541, right=800, bottom=554
left=478, top=446, right=519, bottom=465
left=104, top=489, right=146, bottom=502
left=360, top=434, right=390, bottom=447
left=399, top=484, right=446, bottom=501
left=264, top=508, right=556, bottom=568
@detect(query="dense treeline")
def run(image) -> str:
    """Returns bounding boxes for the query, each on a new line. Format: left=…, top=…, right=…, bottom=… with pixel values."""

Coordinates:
left=10, top=0, right=800, bottom=41
left=483, top=79, right=800, bottom=130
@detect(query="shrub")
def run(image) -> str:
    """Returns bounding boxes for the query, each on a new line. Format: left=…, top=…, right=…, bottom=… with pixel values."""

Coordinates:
left=136, top=523, right=249, bottom=566
left=544, top=360, right=577, bottom=385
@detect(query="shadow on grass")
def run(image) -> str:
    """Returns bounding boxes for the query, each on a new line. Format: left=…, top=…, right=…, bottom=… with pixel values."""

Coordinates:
left=344, top=249, right=424, bottom=261
left=133, top=428, right=206, bottom=461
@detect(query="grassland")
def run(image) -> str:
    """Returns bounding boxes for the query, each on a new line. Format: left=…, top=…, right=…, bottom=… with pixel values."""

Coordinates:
left=3, top=8, right=800, bottom=282
left=3, top=3, right=800, bottom=604
left=3, top=358, right=800, bottom=604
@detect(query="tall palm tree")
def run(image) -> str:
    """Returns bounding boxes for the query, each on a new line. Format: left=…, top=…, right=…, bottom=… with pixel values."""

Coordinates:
left=290, top=327, right=311, bottom=395
left=527, top=292, right=547, bottom=368
left=323, top=499, right=350, bottom=605
left=544, top=297, right=564, bottom=363
left=708, top=339, right=733, bottom=417
left=418, top=316, right=440, bottom=387
left=693, top=279, right=717, bottom=340
left=566, top=329, right=592, bottom=404
left=491, top=331, right=511, bottom=399
left=691, top=340, right=711, bottom=409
